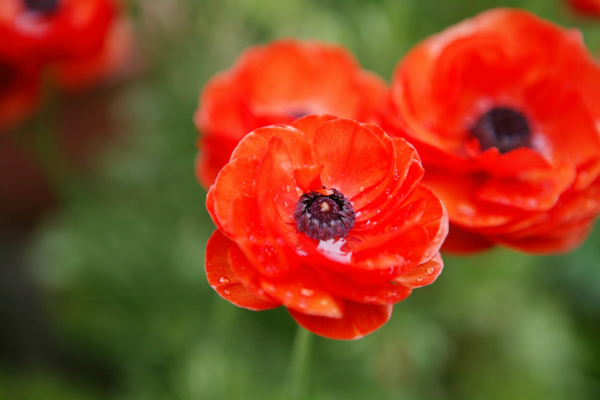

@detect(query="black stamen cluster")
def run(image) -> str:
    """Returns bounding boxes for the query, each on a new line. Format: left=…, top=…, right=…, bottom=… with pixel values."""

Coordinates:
left=471, top=107, right=531, bottom=154
left=294, top=188, right=355, bottom=241
left=24, top=0, right=59, bottom=13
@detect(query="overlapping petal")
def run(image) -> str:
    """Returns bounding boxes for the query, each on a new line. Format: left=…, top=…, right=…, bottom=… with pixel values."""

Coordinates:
left=194, top=39, right=388, bottom=188
left=205, top=116, right=447, bottom=339
left=384, top=8, right=600, bottom=254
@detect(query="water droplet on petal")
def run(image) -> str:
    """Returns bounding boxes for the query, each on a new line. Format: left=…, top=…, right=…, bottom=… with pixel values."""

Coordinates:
left=300, top=288, right=314, bottom=297
left=359, top=186, right=365, bottom=192
left=416, top=277, right=424, bottom=283
left=286, top=185, right=291, bottom=192
left=427, top=267, right=435, bottom=275
left=218, top=276, right=230, bottom=284
left=223, top=289, right=231, bottom=296
left=297, top=301, right=308, bottom=309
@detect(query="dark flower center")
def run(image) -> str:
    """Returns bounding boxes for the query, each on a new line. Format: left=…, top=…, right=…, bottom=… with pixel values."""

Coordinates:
left=294, top=187, right=355, bottom=241
left=470, top=107, right=531, bottom=154
left=24, top=0, right=59, bottom=13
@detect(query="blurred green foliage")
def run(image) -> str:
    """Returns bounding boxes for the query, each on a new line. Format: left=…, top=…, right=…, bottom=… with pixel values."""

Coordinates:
left=2, top=0, right=600, bottom=398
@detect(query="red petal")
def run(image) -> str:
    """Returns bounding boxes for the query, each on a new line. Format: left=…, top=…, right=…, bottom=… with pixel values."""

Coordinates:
left=205, top=230, right=279, bottom=311
left=314, top=265, right=412, bottom=305
left=255, top=136, right=300, bottom=225
left=424, top=172, right=515, bottom=228
left=315, top=119, right=392, bottom=197
left=291, top=114, right=339, bottom=144
left=351, top=137, right=420, bottom=213
left=231, top=125, right=311, bottom=167
left=475, top=161, right=576, bottom=211
left=259, top=268, right=344, bottom=318
left=294, top=164, right=324, bottom=193
left=289, top=301, right=393, bottom=340
left=392, top=253, right=444, bottom=289
left=212, top=157, right=259, bottom=235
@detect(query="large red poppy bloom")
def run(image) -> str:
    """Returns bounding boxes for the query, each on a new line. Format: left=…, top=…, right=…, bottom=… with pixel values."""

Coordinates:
left=0, top=0, right=116, bottom=66
left=567, top=0, right=600, bottom=17
left=383, top=8, right=600, bottom=254
left=205, top=115, right=448, bottom=339
left=194, top=39, right=388, bottom=189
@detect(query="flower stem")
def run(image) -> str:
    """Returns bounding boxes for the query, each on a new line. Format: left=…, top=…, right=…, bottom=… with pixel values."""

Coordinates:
left=285, top=325, right=314, bottom=400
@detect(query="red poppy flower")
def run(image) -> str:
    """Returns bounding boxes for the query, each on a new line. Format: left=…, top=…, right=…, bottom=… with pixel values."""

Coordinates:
left=194, top=39, right=387, bottom=189
left=0, top=62, right=40, bottom=132
left=567, top=0, right=600, bottom=17
left=0, top=0, right=116, bottom=66
left=205, top=115, right=448, bottom=339
left=383, top=8, right=600, bottom=254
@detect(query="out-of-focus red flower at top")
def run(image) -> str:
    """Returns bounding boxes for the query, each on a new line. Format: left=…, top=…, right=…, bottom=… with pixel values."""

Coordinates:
left=383, top=8, right=600, bottom=254
left=194, top=39, right=388, bottom=189
left=205, top=115, right=448, bottom=339
left=567, top=0, right=600, bottom=17
left=0, top=0, right=117, bottom=66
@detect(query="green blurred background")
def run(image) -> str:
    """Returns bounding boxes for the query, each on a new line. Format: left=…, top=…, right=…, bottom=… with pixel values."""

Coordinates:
left=2, top=0, right=600, bottom=399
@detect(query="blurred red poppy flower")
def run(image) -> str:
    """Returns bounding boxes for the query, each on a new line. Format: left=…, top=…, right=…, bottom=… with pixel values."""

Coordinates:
left=0, top=62, right=40, bottom=132
left=0, top=0, right=117, bottom=66
left=194, top=39, right=388, bottom=189
left=567, top=0, right=600, bottom=17
left=205, top=115, right=448, bottom=339
left=383, top=8, right=600, bottom=254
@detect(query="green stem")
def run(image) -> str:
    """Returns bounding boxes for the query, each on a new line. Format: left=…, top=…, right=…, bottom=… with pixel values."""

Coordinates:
left=285, top=326, right=314, bottom=400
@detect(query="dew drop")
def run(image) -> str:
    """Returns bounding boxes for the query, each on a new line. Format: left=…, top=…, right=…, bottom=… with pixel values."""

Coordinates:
left=297, top=301, right=308, bottom=309
left=416, top=277, right=424, bottom=283
left=300, top=288, right=315, bottom=297
left=359, top=186, right=365, bottom=192
left=223, top=289, right=231, bottom=296
left=286, top=185, right=291, bottom=192
left=218, top=276, right=230, bottom=284
left=458, top=204, right=475, bottom=216
left=426, top=267, right=435, bottom=275
left=285, top=290, right=294, bottom=298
